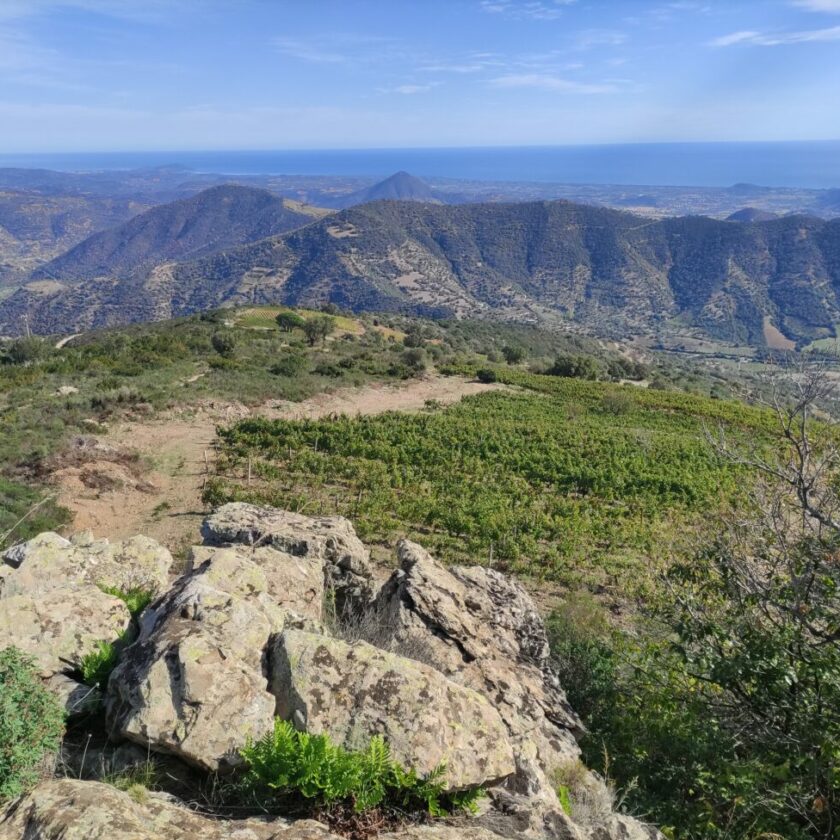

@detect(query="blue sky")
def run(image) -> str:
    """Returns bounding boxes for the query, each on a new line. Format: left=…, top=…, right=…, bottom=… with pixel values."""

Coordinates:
left=1, top=0, right=839, bottom=151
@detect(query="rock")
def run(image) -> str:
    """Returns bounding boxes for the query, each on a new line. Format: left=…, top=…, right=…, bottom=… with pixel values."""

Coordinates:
left=0, top=779, right=339, bottom=840
left=0, top=531, right=173, bottom=596
left=105, top=548, right=284, bottom=771
left=55, top=385, right=79, bottom=396
left=47, top=673, right=102, bottom=717
left=0, top=585, right=130, bottom=679
left=105, top=540, right=328, bottom=771
left=362, top=541, right=591, bottom=837
left=270, top=629, right=516, bottom=791
left=202, top=503, right=375, bottom=615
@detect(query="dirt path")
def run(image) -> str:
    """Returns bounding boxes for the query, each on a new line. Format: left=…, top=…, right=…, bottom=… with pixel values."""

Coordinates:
left=54, top=376, right=500, bottom=554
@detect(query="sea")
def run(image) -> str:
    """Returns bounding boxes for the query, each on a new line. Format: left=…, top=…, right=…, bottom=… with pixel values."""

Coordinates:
left=0, top=142, right=839, bottom=189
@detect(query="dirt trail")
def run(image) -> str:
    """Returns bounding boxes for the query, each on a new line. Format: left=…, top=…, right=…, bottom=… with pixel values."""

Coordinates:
left=54, top=376, right=500, bottom=553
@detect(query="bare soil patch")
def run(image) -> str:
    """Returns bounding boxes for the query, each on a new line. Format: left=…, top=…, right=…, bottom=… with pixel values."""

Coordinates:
left=50, top=376, right=502, bottom=554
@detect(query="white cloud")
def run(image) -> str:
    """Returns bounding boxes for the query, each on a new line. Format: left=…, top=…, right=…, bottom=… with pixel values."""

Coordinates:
left=490, top=73, right=617, bottom=93
left=380, top=83, right=441, bottom=95
left=479, top=0, right=576, bottom=21
left=710, top=25, right=840, bottom=45
left=793, top=0, right=840, bottom=11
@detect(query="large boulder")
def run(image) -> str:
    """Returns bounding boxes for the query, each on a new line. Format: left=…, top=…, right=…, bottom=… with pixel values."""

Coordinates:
left=105, top=544, right=313, bottom=771
left=0, top=585, right=130, bottom=680
left=0, top=779, right=508, bottom=840
left=0, top=530, right=173, bottom=597
left=370, top=541, right=582, bottom=764
left=0, top=779, right=337, bottom=840
left=202, top=503, right=375, bottom=615
left=271, top=629, right=516, bottom=791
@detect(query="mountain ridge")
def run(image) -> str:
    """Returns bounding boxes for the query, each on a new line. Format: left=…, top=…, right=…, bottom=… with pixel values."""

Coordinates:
left=31, top=184, right=319, bottom=283
left=3, top=197, right=840, bottom=347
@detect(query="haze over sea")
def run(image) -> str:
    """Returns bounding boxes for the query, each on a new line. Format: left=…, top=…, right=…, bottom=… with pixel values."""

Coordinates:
left=2, top=142, right=839, bottom=190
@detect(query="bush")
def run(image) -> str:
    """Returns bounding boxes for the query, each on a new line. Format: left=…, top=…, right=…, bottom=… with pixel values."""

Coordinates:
left=270, top=352, right=308, bottom=377
left=0, top=647, right=65, bottom=802
left=1, top=337, right=46, bottom=366
left=211, top=332, right=236, bottom=358
left=240, top=718, right=483, bottom=816
left=547, top=354, right=604, bottom=380
left=475, top=368, right=498, bottom=383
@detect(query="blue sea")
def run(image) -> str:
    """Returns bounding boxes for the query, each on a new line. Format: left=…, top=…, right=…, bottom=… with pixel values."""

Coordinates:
left=1, top=142, right=839, bottom=189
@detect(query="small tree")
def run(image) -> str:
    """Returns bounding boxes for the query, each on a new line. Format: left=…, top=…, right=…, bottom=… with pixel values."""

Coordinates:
left=211, top=332, right=236, bottom=358
left=276, top=311, right=306, bottom=333
left=501, top=345, right=525, bottom=365
left=303, top=316, right=335, bottom=347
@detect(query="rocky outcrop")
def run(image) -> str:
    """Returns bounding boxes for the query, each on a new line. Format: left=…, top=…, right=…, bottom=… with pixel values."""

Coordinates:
left=202, top=503, right=375, bottom=615
left=271, top=629, right=515, bottom=790
left=353, top=540, right=587, bottom=837
left=0, top=508, right=661, bottom=840
left=105, top=545, right=298, bottom=770
left=0, top=779, right=507, bottom=840
left=0, top=530, right=173, bottom=596
left=0, top=779, right=337, bottom=840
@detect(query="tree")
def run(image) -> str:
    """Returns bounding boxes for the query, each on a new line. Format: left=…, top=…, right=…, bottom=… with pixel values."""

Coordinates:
left=654, top=365, right=840, bottom=837
left=211, top=332, right=236, bottom=357
left=303, top=316, right=335, bottom=347
left=501, top=345, right=525, bottom=365
left=547, top=354, right=603, bottom=380
left=275, top=311, right=306, bottom=332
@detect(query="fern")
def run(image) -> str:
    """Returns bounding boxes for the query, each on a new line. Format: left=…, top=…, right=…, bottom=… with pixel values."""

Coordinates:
left=240, top=718, right=483, bottom=817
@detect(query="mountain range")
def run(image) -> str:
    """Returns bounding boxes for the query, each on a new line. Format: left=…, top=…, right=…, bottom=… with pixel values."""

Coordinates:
left=3, top=190, right=840, bottom=348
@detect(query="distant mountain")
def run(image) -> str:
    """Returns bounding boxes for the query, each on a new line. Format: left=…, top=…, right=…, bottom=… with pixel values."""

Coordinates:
left=0, top=191, right=150, bottom=286
left=332, top=172, right=439, bottom=208
left=32, top=185, right=319, bottom=283
left=4, top=199, right=840, bottom=349
left=726, top=207, right=779, bottom=223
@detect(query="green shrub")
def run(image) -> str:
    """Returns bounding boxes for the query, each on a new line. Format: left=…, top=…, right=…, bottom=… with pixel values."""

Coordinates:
left=475, top=368, right=498, bottom=383
left=98, top=584, right=155, bottom=618
left=270, top=352, right=308, bottom=377
left=240, top=718, right=483, bottom=816
left=0, top=647, right=65, bottom=802
left=211, top=332, right=237, bottom=358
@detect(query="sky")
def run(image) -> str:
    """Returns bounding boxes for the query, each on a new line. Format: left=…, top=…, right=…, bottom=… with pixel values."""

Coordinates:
left=1, top=0, right=839, bottom=151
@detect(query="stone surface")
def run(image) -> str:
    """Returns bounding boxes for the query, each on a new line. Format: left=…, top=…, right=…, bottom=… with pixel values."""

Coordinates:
left=0, top=584, right=130, bottom=678
left=365, top=540, right=662, bottom=840
left=0, top=530, right=173, bottom=596
left=202, top=503, right=375, bottom=615
left=105, top=547, right=287, bottom=771
left=0, top=779, right=337, bottom=840
left=271, top=629, right=516, bottom=791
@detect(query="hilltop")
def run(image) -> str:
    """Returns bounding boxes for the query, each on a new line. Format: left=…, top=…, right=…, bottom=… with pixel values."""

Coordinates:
left=331, top=171, right=439, bottom=208
left=32, top=185, right=320, bottom=283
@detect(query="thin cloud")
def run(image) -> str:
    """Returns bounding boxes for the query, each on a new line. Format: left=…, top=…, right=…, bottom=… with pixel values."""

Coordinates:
left=380, top=83, right=441, bottom=95
left=490, top=73, right=617, bottom=93
left=273, top=38, right=347, bottom=63
left=479, top=0, right=576, bottom=22
left=793, top=0, right=840, bottom=11
left=710, top=25, right=840, bottom=45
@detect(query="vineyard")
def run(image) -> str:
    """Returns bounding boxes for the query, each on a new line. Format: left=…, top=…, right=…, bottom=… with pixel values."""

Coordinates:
left=207, top=367, right=772, bottom=587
